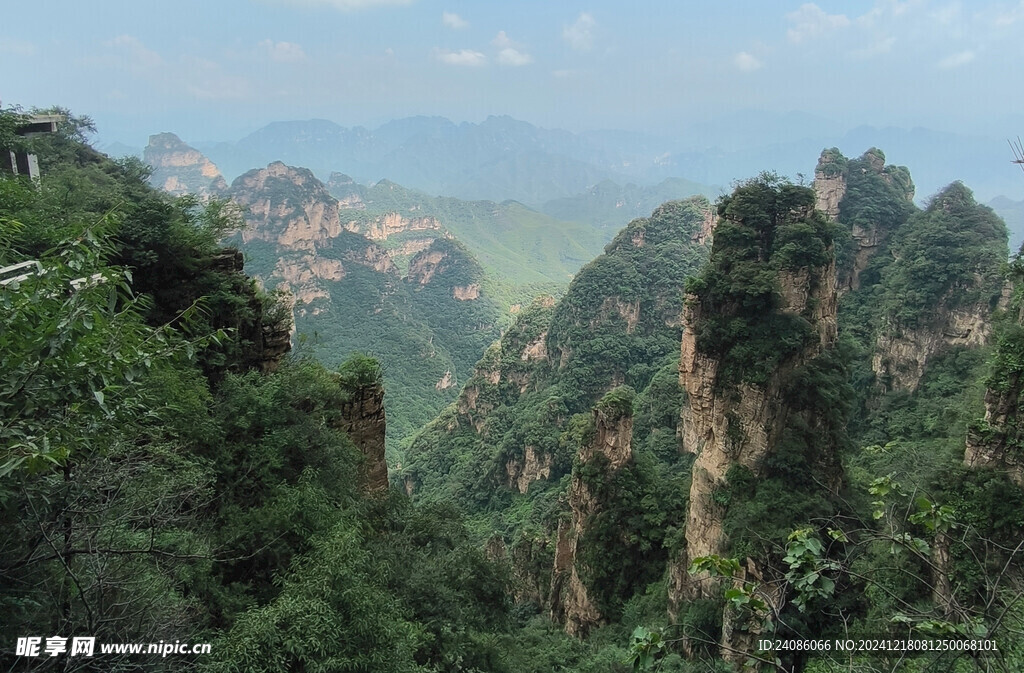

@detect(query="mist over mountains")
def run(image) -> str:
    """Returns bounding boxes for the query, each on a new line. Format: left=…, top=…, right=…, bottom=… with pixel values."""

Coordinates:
left=108, top=112, right=1021, bottom=211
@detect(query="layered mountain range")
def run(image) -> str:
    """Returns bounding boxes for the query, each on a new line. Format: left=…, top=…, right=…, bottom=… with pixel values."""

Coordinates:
left=402, top=146, right=1017, bottom=665
left=139, top=125, right=1024, bottom=668
left=142, top=133, right=724, bottom=455
left=127, top=114, right=1021, bottom=226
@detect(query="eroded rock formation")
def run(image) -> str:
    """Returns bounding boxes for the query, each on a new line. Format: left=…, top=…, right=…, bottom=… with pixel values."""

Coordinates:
left=812, top=148, right=914, bottom=291
left=344, top=212, right=443, bottom=242
left=550, top=389, right=634, bottom=637
left=870, top=183, right=1006, bottom=392
left=231, top=162, right=342, bottom=252
left=144, top=132, right=227, bottom=198
left=336, top=382, right=389, bottom=493
left=671, top=179, right=844, bottom=664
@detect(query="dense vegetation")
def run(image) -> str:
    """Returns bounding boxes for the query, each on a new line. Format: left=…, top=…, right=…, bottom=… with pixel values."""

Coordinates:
left=0, top=108, right=628, bottom=673
left=4, top=108, right=1023, bottom=672
left=405, top=196, right=712, bottom=509
left=225, top=168, right=509, bottom=460
left=326, top=175, right=610, bottom=301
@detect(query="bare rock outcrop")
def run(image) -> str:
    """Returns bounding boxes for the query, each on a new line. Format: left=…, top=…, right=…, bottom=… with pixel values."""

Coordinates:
left=453, top=283, right=480, bottom=301
left=505, top=445, right=553, bottom=494
left=813, top=148, right=914, bottom=291
left=335, top=382, right=389, bottom=494
left=671, top=180, right=843, bottom=664
left=550, top=389, right=634, bottom=637
left=144, top=132, right=227, bottom=198
left=812, top=149, right=847, bottom=222
left=873, top=302, right=993, bottom=392
left=871, top=183, right=1006, bottom=393
left=965, top=284, right=1024, bottom=486
left=232, top=162, right=342, bottom=252
left=344, top=212, right=443, bottom=242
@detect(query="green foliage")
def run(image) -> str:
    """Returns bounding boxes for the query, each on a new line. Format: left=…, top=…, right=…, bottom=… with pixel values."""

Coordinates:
left=879, top=182, right=1007, bottom=328
left=782, top=529, right=838, bottom=612
left=406, top=198, right=712, bottom=517
left=689, top=174, right=837, bottom=387
left=576, top=450, right=689, bottom=620
left=595, top=385, right=637, bottom=421
left=337, top=352, right=383, bottom=389
left=331, top=176, right=609, bottom=293
left=238, top=224, right=502, bottom=460
left=208, top=517, right=420, bottom=673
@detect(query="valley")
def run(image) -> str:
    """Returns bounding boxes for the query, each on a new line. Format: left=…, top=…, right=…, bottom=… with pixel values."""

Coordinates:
left=2, top=104, right=1022, bottom=672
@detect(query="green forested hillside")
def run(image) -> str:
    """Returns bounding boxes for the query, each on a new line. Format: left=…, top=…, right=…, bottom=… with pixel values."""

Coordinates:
left=4, top=108, right=1023, bottom=672
left=329, top=176, right=610, bottom=297
left=403, top=150, right=1024, bottom=670
left=404, top=196, right=713, bottom=508
left=0, top=108, right=605, bottom=673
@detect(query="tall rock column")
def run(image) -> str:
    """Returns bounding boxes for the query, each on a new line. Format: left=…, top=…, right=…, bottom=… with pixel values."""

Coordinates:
left=550, top=386, right=635, bottom=636
left=672, top=177, right=846, bottom=664
left=333, top=356, right=390, bottom=494
left=338, top=383, right=389, bottom=493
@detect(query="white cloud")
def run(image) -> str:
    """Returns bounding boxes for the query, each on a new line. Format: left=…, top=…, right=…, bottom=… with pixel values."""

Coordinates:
left=734, top=51, right=763, bottom=72
left=563, top=12, right=596, bottom=51
left=442, top=11, right=468, bottom=29
left=493, top=31, right=514, bottom=49
left=492, top=31, right=532, bottom=66
left=0, top=38, right=37, bottom=57
left=994, top=0, right=1024, bottom=26
left=258, top=39, right=307, bottom=62
left=434, top=48, right=487, bottom=66
left=261, top=0, right=414, bottom=9
left=551, top=69, right=575, bottom=78
left=857, top=0, right=921, bottom=28
left=498, top=48, right=532, bottom=66
left=938, top=49, right=975, bottom=68
left=786, top=3, right=850, bottom=43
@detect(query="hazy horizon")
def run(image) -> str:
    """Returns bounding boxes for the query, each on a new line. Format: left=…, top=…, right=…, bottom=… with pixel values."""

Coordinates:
left=4, top=1, right=1024, bottom=142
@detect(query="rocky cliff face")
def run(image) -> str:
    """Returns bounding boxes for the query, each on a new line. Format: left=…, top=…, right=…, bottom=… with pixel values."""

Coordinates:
left=326, top=172, right=365, bottom=209
left=812, top=149, right=846, bottom=222
left=144, top=132, right=227, bottom=198
left=550, top=390, right=634, bottom=636
left=965, top=286, right=1024, bottom=485
left=671, top=178, right=845, bottom=663
left=451, top=297, right=556, bottom=438
left=203, top=248, right=292, bottom=374
left=813, top=148, right=914, bottom=291
left=678, top=260, right=839, bottom=593
left=335, top=382, right=389, bottom=493
left=345, top=212, right=443, bottom=242
left=226, top=162, right=400, bottom=313
left=966, top=385, right=1024, bottom=486
left=872, top=301, right=994, bottom=391
left=869, top=182, right=1007, bottom=392
left=231, top=162, right=343, bottom=252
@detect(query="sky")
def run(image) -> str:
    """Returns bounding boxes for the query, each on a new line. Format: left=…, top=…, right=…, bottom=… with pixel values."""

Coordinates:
left=2, top=0, right=1024, bottom=146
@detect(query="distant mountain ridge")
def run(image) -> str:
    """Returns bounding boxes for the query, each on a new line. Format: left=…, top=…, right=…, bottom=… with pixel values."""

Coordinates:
left=178, top=113, right=1020, bottom=207
left=194, top=115, right=702, bottom=206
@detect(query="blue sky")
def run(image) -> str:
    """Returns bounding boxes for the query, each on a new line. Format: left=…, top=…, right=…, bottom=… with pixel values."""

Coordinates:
left=2, top=0, right=1023, bottom=145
